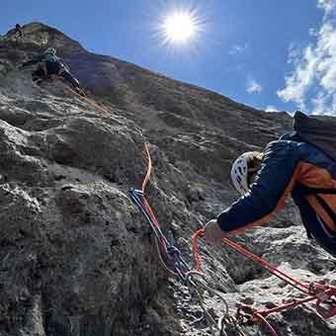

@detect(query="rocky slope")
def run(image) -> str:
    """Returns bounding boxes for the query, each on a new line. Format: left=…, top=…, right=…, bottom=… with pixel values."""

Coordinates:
left=0, top=22, right=335, bottom=336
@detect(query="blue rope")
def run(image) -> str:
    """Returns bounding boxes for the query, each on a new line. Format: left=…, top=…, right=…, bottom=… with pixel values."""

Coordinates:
left=129, top=188, right=169, bottom=245
left=129, top=188, right=191, bottom=280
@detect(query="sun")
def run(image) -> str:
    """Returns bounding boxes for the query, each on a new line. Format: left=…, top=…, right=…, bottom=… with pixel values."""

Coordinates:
left=153, top=6, right=207, bottom=50
left=163, top=12, right=196, bottom=43
left=160, top=10, right=202, bottom=45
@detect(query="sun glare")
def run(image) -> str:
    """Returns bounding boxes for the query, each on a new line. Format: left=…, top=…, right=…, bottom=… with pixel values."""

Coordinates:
left=159, top=9, right=203, bottom=46
left=163, top=12, right=196, bottom=43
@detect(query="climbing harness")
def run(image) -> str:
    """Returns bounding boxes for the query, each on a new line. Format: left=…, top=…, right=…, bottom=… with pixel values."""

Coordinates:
left=129, top=144, right=336, bottom=335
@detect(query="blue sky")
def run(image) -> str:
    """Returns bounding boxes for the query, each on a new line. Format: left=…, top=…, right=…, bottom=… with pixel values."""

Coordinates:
left=1, top=0, right=336, bottom=115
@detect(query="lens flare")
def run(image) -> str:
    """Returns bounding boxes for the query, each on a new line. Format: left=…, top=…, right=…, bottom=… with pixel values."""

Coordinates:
left=163, top=12, right=196, bottom=43
left=158, top=8, right=204, bottom=47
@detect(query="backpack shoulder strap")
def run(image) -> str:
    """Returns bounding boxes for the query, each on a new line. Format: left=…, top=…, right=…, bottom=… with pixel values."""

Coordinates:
left=297, top=185, right=336, bottom=234
left=314, top=194, right=336, bottom=224
left=298, top=185, right=336, bottom=195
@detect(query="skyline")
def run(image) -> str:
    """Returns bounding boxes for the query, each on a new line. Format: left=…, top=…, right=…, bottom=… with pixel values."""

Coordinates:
left=1, top=0, right=335, bottom=115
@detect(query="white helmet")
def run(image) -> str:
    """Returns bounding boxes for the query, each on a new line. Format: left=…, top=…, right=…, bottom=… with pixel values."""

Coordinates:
left=44, top=47, right=56, bottom=55
left=231, top=151, right=261, bottom=195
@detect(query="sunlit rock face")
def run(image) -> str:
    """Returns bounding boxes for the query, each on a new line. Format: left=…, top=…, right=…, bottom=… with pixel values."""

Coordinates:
left=0, top=22, right=335, bottom=336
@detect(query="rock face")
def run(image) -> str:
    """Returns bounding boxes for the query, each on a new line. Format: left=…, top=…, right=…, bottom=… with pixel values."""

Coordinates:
left=0, top=22, right=335, bottom=336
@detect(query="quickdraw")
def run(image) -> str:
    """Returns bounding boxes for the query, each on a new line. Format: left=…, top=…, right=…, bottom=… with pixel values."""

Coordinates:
left=129, top=144, right=231, bottom=333
left=129, top=187, right=190, bottom=279
left=130, top=144, right=336, bottom=336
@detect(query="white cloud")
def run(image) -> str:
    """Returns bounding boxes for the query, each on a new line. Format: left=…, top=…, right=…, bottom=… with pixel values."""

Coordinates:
left=247, top=79, right=263, bottom=94
left=287, top=43, right=302, bottom=65
left=265, top=105, right=280, bottom=112
left=277, top=0, right=336, bottom=115
left=318, top=0, right=336, bottom=14
left=277, top=46, right=317, bottom=109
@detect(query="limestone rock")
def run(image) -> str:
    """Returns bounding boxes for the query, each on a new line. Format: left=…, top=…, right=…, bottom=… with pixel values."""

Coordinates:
left=0, top=22, right=334, bottom=336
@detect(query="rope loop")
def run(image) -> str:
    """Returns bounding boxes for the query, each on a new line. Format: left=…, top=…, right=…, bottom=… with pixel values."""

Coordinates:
left=129, top=144, right=336, bottom=335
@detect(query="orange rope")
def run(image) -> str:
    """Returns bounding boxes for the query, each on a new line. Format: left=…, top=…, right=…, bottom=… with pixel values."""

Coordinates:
left=192, top=227, right=336, bottom=335
left=66, top=86, right=112, bottom=115
left=192, top=229, right=204, bottom=272
left=142, top=144, right=152, bottom=193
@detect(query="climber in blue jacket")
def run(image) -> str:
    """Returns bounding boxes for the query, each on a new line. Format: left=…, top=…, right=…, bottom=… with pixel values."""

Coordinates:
left=19, top=48, right=85, bottom=95
left=203, top=134, right=336, bottom=256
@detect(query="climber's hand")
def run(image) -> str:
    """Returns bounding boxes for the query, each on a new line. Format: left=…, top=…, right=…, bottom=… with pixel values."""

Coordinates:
left=203, top=219, right=226, bottom=245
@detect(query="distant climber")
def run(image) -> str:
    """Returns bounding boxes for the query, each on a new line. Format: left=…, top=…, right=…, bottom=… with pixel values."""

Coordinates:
left=19, top=47, right=85, bottom=96
left=203, top=112, right=336, bottom=257
left=14, top=24, right=23, bottom=39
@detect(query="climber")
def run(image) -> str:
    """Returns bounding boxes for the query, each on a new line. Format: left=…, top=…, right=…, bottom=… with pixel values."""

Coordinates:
left=14, top=24, right=23, bottom=39
left=19, top=47, right=85, bottom=96
left=203, top=112, right=336, bottom=257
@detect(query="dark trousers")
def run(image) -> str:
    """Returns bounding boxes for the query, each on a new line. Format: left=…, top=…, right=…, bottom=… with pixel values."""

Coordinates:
left=31, top=62, right=80, bottom=90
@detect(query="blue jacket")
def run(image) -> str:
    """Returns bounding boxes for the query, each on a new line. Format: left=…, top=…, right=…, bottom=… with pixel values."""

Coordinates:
left=22, top=54, right=59, bottom=68
left=217, top=135, right=336, bottom=254
left=21, top=54, right=71, bottom=74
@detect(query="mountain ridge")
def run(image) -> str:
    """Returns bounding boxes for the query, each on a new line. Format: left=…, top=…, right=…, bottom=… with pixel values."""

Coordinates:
left=0, top=22, right=335, bottom=336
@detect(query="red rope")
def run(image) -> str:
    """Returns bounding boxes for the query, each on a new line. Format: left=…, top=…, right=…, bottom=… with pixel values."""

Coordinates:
left=134, top=145, right=336, bottom=333
left=192, top=227, right=336, bottom=334
left=192, top=229, right=309, bottom=294
left=253, top=312, right=279, bottom=336
left=138, top=144, right=169, bottom=249
left=192, top=229, right=204, bottom=272
left=258, top=295, right=319, bottom=317
left=221, top=237, right=310, bottom=294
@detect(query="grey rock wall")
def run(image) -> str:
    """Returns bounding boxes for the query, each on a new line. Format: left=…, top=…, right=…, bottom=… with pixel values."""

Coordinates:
left=0, top=22, right=334, bottom=336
